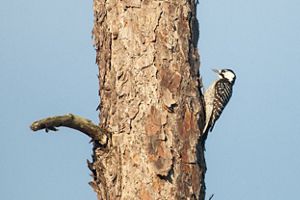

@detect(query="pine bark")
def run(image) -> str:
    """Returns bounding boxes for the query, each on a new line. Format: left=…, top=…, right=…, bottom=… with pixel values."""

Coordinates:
left=91, top=0, right=206, bottom=199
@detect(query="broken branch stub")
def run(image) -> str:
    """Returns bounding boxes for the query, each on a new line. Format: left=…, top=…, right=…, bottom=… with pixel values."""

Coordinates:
left=30, top=113, right=109, bottom=145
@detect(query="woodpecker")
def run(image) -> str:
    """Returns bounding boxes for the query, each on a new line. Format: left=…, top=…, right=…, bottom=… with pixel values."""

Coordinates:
left=203, top=68, right=236, bottom=134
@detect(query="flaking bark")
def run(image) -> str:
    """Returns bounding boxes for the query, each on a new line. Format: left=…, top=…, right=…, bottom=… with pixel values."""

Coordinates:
left=92, top=0, right=206, bottom=199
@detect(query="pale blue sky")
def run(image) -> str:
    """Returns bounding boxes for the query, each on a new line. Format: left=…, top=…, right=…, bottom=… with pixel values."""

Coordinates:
left=1, top=0, right=300, bottom=199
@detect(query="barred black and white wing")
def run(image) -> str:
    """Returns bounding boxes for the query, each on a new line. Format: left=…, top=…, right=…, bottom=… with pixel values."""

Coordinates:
left=208, top=79, right=233, bottom=132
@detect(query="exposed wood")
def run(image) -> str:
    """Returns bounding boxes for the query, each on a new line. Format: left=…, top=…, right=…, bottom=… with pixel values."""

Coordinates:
left=30, top=114, right=109, bottom=145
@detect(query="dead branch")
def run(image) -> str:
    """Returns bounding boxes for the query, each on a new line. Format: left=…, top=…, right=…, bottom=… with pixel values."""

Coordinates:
left=30, top=113, right=109, bottom=145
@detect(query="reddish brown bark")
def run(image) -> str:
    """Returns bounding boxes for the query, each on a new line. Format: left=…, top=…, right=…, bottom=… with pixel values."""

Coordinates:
left=91, top=0, right=206, bottom=199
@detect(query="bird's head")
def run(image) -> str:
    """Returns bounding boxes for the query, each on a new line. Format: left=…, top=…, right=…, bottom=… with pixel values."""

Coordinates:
left=212, top=68, right=236, bottom=84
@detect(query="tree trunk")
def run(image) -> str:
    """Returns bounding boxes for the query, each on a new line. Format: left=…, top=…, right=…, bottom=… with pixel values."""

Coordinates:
left=91, top=0, right=206, bottom=199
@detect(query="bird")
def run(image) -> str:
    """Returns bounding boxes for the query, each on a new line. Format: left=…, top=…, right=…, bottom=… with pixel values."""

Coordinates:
left=203, top=68, right=236, bottom=135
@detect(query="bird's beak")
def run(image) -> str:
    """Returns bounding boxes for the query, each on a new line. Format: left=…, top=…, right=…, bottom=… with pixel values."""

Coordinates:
left=212, top=69, right=220, bottom=74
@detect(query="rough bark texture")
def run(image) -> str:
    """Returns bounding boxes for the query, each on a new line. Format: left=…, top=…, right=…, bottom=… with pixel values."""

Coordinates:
left=91, top=0, right=206, bottom=199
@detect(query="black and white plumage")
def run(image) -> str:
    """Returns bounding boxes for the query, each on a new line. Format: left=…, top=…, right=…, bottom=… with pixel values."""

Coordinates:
left=203, top=69, right=236, bottom=134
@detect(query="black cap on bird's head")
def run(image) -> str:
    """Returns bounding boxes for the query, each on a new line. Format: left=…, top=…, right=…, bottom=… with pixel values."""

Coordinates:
left=212, top=68, right=236, bottom=84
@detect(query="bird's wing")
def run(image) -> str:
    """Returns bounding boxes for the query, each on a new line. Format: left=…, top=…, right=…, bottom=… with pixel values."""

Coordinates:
left=209, top=79, right=233, bottom=131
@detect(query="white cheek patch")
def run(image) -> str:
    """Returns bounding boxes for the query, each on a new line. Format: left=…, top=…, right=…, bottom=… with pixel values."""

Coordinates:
left=224, top=72, right=235, bottom=82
